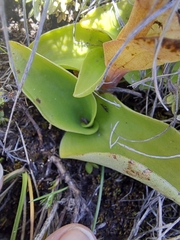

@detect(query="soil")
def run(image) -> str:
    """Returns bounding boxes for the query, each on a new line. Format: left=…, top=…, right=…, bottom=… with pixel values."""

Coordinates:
left=0, top=1, right=180, bottom=240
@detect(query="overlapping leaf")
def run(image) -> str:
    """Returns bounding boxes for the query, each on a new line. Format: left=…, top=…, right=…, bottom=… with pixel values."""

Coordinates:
left=73, top=47, right=105, bottom=97
left=103, top=0, right=180, bottom=86
left=80, top=1, right=133, bottom=39
left=10, top=41, right=98, bottom=134
left=60, top=93, right=180, bottom=204
left=29, top=23, right=110, bottom=70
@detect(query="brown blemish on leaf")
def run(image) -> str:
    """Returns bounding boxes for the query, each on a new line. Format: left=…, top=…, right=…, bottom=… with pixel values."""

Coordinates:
left=162, top=38, right=180, bottom=52
left=100, top=104, right=109, bottom=112
left=36, top=98, right=41, bottom=103
left=81, top=117, right=89, bottom=124
left=176, top=10, right=180, bottom=24
left=143, top=168, right=152, bottom=175
left=103, top=0, right=180, bottom=87
left=128, top=160, right=135, bottom=165
left=153, top=20, right=163, bottom=29
left=112, top=154, right=117, bottom=160
left=126, top=161, right=151, bottom=181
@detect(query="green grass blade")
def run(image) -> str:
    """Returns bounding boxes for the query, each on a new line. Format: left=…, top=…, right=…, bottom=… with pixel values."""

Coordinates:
left=91, top=166, right=104, bottom=232
left=10, top=172, right=28, bottom=240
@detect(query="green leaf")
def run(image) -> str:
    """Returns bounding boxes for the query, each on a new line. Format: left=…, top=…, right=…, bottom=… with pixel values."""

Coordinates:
left=85, top=162, right=99, bottom=174
left=74, top=47, right=105, bottom=97
left=170, top=61, right=180, bottom=83
left=10, top=41, right=98, bottom=134
left=10, top=172, right=28, bottom=240
left=80, top=1, right=134, bottom=39
left=29, top=23, right=111, bottom=70
left=85, top=162, right=93, bottom=174
left=47, top=0, right=58, bottom=15
left=125, top=62, right=180, bottom=89
left=32, top=0, right=41, bottom=21
left=60, top=93, right=180, bottom=205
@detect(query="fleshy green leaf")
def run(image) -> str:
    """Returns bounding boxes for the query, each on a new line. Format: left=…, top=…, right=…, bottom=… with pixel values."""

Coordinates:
left=10, top=172, right=28, bottom=240
left=85, top=162, right=99, bottom=174
left=10, top=41, right=98, bottom=134
left=60, top=93, right=180, bottom=204
left=171, top=61, right=180, bottom=80
left=74, top=47, right=105, bottom=97
left=29, top=23, right=111, bottom=70
left=80, top=1, right=134, bottom=39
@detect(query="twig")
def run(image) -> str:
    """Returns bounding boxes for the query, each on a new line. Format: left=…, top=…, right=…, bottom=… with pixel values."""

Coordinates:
left=18, top=102, right=43, bottom=147
left=34, top=202, right=59, bottom=240
left=15, top=122, right=39, bottom=197
left=105, top=87, right=142, bottom=98
left=50, top=156, right=90, bottom=222
left=2, top=0, right=50, bottom=148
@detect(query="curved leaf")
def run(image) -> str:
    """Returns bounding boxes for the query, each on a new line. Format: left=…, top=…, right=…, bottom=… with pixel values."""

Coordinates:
left=29, top=23, right=111, bottom=70
left=10, top=41, right=98, bottom=134
left=80, top=1, right=133, bottom=39
left=60, top=93, right=180, bottom=204
left=74, top=47, right=105, bottom=97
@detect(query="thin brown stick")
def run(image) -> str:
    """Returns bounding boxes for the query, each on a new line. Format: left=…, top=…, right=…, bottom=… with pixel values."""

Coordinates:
left=50, top=156, right=90, bottom=222
left=19, top=102, right=43, bottom=147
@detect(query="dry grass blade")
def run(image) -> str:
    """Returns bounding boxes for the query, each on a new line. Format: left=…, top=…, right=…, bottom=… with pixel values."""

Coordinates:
left=2, top=0, right=51, bottom=148
left=15, top=122, right=39, bottom=197
left=28, top=174, right=35, bottom=240
left=34, top=202, right=59, bottom=240
left=0, top=163, right=3, bottom=191
left=128, top=187, right=180, bottom=239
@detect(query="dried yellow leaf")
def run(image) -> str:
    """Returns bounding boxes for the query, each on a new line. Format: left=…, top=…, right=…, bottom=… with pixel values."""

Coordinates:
left=103, top=0, right=180, bottom=86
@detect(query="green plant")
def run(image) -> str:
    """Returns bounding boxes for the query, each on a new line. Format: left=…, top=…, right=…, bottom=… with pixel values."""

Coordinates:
left=1, top=168, right=28, bottom=240
left=32, top=186, right=68, bottom=208
left=9, top=0, right=180, bottom=206
left=16, top=0, right=81, bottom=22
left=85, top=162, right=99, bottom=174
left=10, top=172, right=28, bottom=240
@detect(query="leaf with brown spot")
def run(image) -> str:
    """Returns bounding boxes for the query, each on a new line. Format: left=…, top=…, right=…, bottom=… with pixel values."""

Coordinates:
left=118, top=0, right=169, bottom=39
left=104, top=37, right=180, bottom=73
left=103, top=0, right=180, bottom=86
left=36, top=98, right=41, bottom=104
